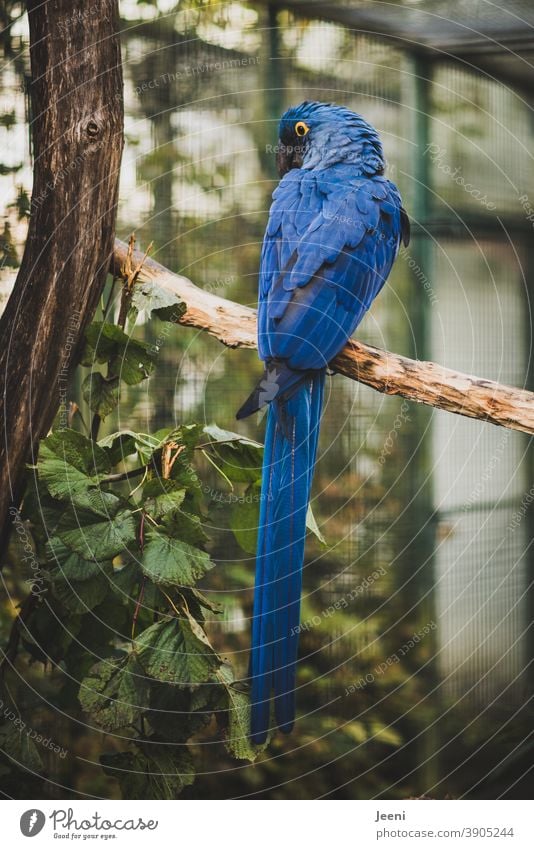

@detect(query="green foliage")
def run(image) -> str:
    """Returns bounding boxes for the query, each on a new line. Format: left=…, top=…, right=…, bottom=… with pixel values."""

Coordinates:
left=0, top=723, right=43, bottom=773
left=101, top=746, right=195, bottom=800
left=129, top=278, right=187, bottom=323
left=82, top=372, right=121, bottom=418
left=81, top=322, right=158, bottom=386
left=0, top=299, right=275, bottom=798
left=136, top=617, right=219, bottom=685
left=216, top=664, right=268, bottom=762
left=140, top=529, right=212, bottom=587
left=79, top=653, right=150, bottom=732
left=80, top=321, right=158, bottom=419
left=204, top=424, right=325, bottom=553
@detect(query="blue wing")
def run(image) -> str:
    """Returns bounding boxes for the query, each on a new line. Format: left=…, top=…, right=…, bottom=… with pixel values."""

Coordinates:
left=244, top=162, right=409, bottom=742
left=258, top=164, right=409, bottom=371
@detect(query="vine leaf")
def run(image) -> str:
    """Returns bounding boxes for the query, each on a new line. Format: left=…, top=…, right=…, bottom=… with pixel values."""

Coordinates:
left=99, top=428, right=162, bottom=454
left=143, top=479, right=186, bottom=519
left=141, top=528, right=213, bottom=587
left=81, top=321, right=158, bottom=385
left=229, top=483, right=261, bottom=554
left=217, top=665, right=268, bottom=762
left=230, top=488, right=325, bottom=553
left=51, top=563, right=113, bottom=613
left=38, top=428, right=110, bottom=474
left=0, top=723, right=43, bottom=773
left=202, top=424, right=262, bottom=449
left=37, top=430, right=118, bottom=514
left=136, top=617, right=221, bottom=687
left=46, top=538, right=104, bottom=581
left=205, top=425, right=326, bottom=545
left=57, top=509, right=137, bottom=561
left=79, top=652, right=150, bottom=732
left=202, top=424, right=263, bottom=484
left=82, top=372, right=120, bottom=418
left=129, top=279, right=187, bottom=324
left=101, top=745, right=194, bottom=800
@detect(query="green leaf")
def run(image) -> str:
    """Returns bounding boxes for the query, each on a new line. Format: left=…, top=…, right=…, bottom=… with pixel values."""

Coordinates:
left=136, top=617, right=220, bottom=687
left=98, top=429, right=163, bottom=467
left=202, top=424, right=263, bottom=484
left=229, top=487, right=325, bottom=554
left=161, top=508, right=208, bottom=546
left=101, top=745, right=194, bottom=799
left=46, top=538, right=103, bottom=581
left=146, top=682, right=214, bottom=742
left=110, top=561, right=142, bottom=598
left=82, top=372, right=120, bottom=418
left=57, top=509, right=137, bottom=560
left=38, top=449, right=118, bottom=515
left=229, top=484, right=261, bottom=554
left=38, top=453, right=89, bottom=501
left=130, top=279, right=186, bottom=324
left=143, top=479, right=186, bottom=519
left=79, top=653, right=150, bottom=732
left=39, top=429, right=110, bottom=475
left=141, top=528, right=212, bottom=588
left=82, top=321, right=158, bottom=385
left=0, top=723, right=43, bottom=773
left=72, top=488, right=121, bottom=517
left=170, top=423, right=204, bottom=450
left=99, top=429, right=162, bottom=454
left=98, top=432, right=138, bottom=466
left=37, top=454, right=92, bottom=501
left=50, top=561, right=113, bottom=613
left=177, top=596, right=218, bottom=651
left=188, top=587, right=223, bottom=615
left=203, top=424, right=262, bottom=450
left=82, top=321, right=123, bottom=364
left=37, top=430, right=113, bottom=510
left=217, top=665, right=268, bottom=762
left=203, top=425, right=325, bottom=545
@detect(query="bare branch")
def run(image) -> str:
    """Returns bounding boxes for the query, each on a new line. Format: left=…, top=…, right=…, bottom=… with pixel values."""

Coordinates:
left=112, top=239, right=534, bottom=436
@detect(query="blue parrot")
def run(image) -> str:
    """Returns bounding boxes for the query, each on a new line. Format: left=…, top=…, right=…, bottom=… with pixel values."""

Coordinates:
left=236, top=101, right=410, bottom=744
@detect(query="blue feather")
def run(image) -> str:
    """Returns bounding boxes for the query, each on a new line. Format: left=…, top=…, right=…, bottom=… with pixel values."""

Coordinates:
left=237, top=101, right=409, bottom=743
left=250, top=373, right=325, bottom=742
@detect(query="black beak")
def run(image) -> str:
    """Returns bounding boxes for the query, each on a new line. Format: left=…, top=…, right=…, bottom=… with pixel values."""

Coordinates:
left=276, top=140, right=303, bottom=177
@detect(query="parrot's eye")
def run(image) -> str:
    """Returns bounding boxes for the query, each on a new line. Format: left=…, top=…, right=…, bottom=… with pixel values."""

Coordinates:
left=294, top=121, right=309, bottom=137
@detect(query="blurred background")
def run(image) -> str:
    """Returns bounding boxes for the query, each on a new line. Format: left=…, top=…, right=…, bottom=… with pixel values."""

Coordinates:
left=0, top=0, right=533, bottom=798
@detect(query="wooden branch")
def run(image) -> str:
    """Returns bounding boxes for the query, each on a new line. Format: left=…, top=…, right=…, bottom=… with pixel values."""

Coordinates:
left=112, top=239, right=534, bottom=436
left=112, top=239, right=257, bottom=349
left=0, top=1, right=124, bottom=548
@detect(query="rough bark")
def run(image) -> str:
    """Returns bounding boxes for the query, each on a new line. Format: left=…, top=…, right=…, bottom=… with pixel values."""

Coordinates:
left=0, top=1, right=124, bottom=544
left=113, top=239, right=534, bottom=436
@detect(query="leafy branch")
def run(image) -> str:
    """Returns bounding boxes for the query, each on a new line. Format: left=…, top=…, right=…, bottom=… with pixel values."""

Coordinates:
left=0, top=238, right=326, bottom=797
left=0, top=278, right=277, bottom=797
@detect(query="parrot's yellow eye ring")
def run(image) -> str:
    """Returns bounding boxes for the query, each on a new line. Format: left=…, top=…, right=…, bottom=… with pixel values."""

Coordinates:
left=294, top=121, right=310, bottom=137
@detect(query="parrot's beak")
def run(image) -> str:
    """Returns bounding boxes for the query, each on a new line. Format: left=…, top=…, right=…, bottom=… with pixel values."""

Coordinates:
left=276, top=141, right=303, bottom=177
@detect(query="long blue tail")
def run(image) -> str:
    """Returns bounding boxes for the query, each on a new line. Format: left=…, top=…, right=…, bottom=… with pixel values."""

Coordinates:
left=249, top=370, right=325, bottom=744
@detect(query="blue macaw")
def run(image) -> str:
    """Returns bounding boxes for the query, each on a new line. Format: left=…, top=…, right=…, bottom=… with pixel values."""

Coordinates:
left=236, top=101, right=410, bottom=744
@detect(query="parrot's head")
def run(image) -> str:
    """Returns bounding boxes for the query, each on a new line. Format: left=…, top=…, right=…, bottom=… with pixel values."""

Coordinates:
left=276, top=100, right=385, bottom=177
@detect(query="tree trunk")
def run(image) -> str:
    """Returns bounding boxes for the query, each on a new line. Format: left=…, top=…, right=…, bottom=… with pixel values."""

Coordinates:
left=0, top=1, right=124, bottom=546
